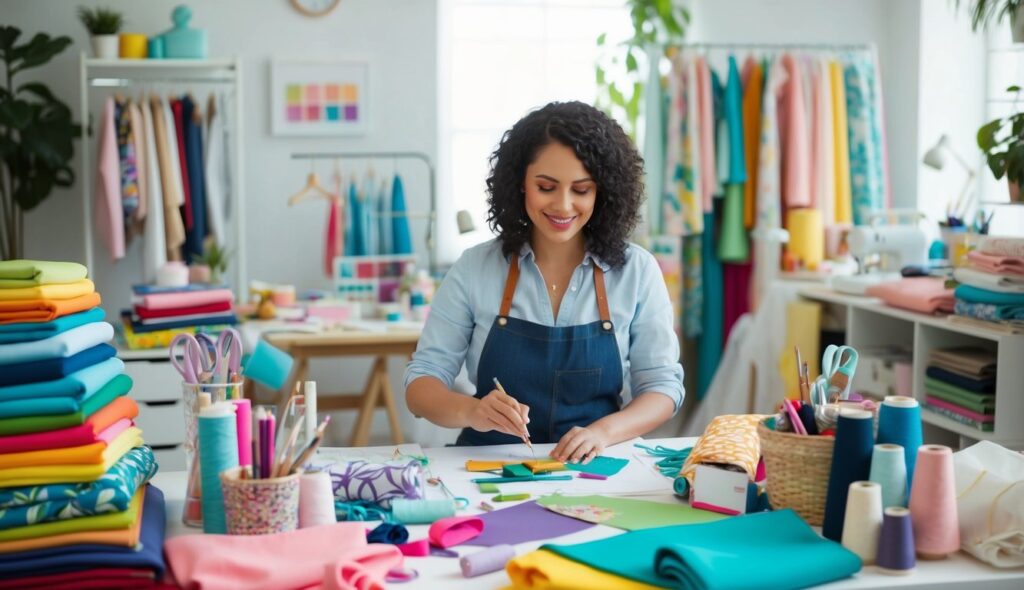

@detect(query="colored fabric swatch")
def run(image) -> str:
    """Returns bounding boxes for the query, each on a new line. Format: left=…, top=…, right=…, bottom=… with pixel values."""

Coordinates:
left=0, top=260, right=88, bottom=289
left=128, top=313, right=237, bottom=334
left=507, top=549, right=663, bottom=590
left=0, top=280, right=94, bottom=302
left=954, top=284, right=1024, bottom=306
left=537, top=495, right=726, bottom=531
left=0, top=322, right=112, bottom=365
left=925, top=367, right=995, bottom=393
left=0, top=487, right=141, bottom=544
left=865, top=278, right=955, bottom=314
left=0, top=292, right=102, bottom=325
left=954, top=300, right=1024, bottom=321
left=131, top=288, right=232, bottom=310
left=391, top=174, right=413, bottom=255
left=0, top=424, right=141, bottom=487
left=564, top=456, right=628, bottom=477
left=0, top=422, right=135, bottom=469
left=544, top=510, right=860, bottom=589
left=0, top=308, right=105, bottom=345
left=0, top=343, right=117, bottom=387
left=925, top=381, right=995, bottom=415
left=0, top=357, right=123, bottom=402
left=132, top=301, right=232, bottom=319
left=0, top=372, right=130, bottom=436
left=0, top=397, right=138, bottom=454
left=680, top=414, right=765, bottom=489
left=464, top=500, right=594, bottom=547
left=0, top=446, right=155, bottom=530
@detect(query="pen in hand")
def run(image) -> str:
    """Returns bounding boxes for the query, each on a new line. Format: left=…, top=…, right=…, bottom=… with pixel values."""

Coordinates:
left=492, top=377, right=533, bottom=452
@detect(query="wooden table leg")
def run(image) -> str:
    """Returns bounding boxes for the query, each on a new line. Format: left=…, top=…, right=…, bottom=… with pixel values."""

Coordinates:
left=377, top=357, right=405, bottom=444
left=350, top=357, right=383, bottom=446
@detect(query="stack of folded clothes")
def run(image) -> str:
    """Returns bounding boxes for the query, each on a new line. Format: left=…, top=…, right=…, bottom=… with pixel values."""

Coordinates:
left=921, top=347, right=997, bottom=432
left=952, top=235, right=1024, bottom=326
left=0, top=260, right=165, bottom=588
left=121, top=283, right=237, bottom=349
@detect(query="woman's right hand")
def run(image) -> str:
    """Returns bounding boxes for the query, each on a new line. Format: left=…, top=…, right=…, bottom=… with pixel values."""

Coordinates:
left=468, top=389, right=531, bottom=439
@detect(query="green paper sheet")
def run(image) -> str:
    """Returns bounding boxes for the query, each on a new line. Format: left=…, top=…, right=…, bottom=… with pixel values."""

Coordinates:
left=564, top=456, right=628, bottom=477
left=537, top=494, right=726, bottom=531
left=543, top=509, right=861, bottom=590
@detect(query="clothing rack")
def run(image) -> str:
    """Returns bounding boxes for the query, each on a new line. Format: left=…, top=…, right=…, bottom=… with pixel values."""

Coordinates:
left=290, top=151, right=437, bottom=275
left=675, top=42, right=875, bottom=52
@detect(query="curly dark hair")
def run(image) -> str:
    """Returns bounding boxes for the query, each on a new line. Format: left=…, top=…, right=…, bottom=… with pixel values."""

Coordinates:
left=485, top=101, right=645, bottom=269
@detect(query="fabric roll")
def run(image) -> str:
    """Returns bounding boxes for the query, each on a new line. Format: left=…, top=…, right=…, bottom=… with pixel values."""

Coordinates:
left=0, top=261, right=88, bottom=289
left=0, top=322, right=113, bottom=365
left=0, top=396, right=138, bottom=454
left=96, top=97, right=126, bottom=261
left=139, top=96, right=167, bottom=284
left=0, top=308, right=105, bottom=345
left=0, top=280, right=94, bottom=302
left=391, top=174, right=413, bottom=255
left=0, top=373, right=131, bottom=436
left=326, top=459, right=425, bottom=508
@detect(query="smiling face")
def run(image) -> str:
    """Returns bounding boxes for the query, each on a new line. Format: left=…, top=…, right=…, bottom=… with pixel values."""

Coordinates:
left=523, top=142, right=597, bottom=252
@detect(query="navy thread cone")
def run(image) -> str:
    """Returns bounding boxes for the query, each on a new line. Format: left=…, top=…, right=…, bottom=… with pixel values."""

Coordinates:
left=823, top=408, right=874, bottom=541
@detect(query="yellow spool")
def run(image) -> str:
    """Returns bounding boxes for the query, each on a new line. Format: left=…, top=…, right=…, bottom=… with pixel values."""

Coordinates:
left=786, top=208, right=824, bottom=270
left=119, top=34, right=148, bottom=59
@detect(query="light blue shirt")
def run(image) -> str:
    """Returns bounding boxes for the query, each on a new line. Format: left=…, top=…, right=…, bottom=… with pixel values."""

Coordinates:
left=404, top=239, right=684, bottom=413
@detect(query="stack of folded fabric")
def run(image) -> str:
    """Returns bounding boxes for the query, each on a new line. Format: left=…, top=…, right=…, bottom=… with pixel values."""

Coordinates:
left=0, top=260, right=165, bottom=588
left=921, top=347, right=997, bottom=432
left=864, top=277, right=955, bottom=314
left=122, top=284, right=237, bottom=349
left=952, top=236, right=1024, bottom=326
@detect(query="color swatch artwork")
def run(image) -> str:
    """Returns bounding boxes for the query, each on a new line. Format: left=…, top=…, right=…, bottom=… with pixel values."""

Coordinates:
left=271, top=59, right=369, bottom=136
left=333, top=254, right=416, bottom=304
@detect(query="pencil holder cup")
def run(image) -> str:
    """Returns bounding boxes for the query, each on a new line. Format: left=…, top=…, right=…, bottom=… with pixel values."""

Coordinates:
left=220, top=467, right=300, bottom=535
left=758, top=418, right=835, bottom=526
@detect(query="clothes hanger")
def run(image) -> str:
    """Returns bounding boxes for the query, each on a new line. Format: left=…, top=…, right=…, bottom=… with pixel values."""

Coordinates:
left=287, top=161, right=335, bottom=206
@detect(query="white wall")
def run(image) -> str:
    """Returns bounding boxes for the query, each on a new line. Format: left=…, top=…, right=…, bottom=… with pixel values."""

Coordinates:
left=7, top=0, right=449, bottom=446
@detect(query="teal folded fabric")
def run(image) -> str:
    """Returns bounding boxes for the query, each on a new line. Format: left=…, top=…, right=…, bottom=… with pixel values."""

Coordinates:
left=0, top=260, right=88, bottom=289
left=0, top=374, right=131, bottom=435
left=0, top=308, right=105, bottom=344
left=0, top=357, right=124, bottom=404
left=544, top=510, right=861, bottom=589
left=0, top=446, right=156, bottom=530
left=954, top=285, right=1024, bottom=306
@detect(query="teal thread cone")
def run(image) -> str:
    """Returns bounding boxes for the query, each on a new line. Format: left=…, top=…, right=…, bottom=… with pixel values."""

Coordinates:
left=198, top=407, right=239, bottom=533
left=869, top=443, right=908, bottom=508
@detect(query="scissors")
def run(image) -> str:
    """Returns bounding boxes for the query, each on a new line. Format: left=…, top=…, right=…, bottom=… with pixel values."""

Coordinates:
left=169, top=334, right=217, bottom=384
left=207, top=328, right=243, bottom=383
left=815, top=345, right=859, bottom=403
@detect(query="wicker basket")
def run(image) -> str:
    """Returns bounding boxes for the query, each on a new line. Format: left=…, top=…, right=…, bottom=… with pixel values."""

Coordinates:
left=757, top=418, right=835, bottom=526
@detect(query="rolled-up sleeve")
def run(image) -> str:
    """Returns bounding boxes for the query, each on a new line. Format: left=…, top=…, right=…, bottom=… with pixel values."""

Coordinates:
left=627, top=252, right=685, bottom=413
left=404, top=256, right=475, bottom=391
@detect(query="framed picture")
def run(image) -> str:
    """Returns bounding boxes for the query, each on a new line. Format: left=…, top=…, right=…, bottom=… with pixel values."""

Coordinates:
left=270, top=58, right=369, bottom=136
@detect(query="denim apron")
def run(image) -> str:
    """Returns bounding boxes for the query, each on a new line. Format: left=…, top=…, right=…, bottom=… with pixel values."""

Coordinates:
left=456, top=255, right=622, bottom=446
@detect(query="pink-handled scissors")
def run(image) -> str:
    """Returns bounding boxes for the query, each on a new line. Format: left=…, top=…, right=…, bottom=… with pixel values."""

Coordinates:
left=212, top=328, right=243, bottom=383
left=169, top=334, right=216, bottom=384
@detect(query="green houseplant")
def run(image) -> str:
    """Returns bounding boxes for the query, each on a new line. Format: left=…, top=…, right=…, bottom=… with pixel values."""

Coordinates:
left=0, top=26, right=80, bottom=260
left=77, top=6, right=123, bottom=58
left=955, top=0, right=1024, bottom=42
left=977, top=85, right=1024, bottom=203
left=194, top=238, right=232, bottom=284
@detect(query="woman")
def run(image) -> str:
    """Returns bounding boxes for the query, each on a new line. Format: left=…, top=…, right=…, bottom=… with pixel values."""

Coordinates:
left=405, top=101, right=683, bottom=464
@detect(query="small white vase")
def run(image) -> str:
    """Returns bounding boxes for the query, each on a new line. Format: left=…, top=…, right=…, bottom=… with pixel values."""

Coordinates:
left=90, top=35, right=119, bottom=59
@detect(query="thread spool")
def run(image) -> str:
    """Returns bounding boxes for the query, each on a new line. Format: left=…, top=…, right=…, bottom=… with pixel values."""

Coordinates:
left=786, top=208, right=824, bottom=270
left=876, top=507, right=916, bottom=575
left=197, top=402, right=239, bottom=534
left=156, top=261, right=189, bottom=287
left=299, top=470, right=336, bottom=528
left=230, top=399, right=252, bottom=467
left=869, top=444, right=908, bottom=508
left=391, top=498, right=456, bottom=525
left=823, top=408, right=874, bottom=541
left=460, top=545, right=515, bottom=578
left=909, top=445, right=960, bottom=560
left=841, top=481, right=883, bottom=564
left=876, top=396, right=923, bottom=485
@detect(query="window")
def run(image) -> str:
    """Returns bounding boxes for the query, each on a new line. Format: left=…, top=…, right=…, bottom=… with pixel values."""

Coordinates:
left=437, top=0, right=630, bottom=264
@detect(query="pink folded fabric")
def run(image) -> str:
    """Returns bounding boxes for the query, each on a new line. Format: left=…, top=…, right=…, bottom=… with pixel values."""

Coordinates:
left=164, top=522, right=402, bottom=590
left=428, top=515, right=484, bottom=548
left=132, top=289, right=233, bottom=311
left=865, top=277, right=955, bottom=314
left=966, top=251, right=1024, bottom=276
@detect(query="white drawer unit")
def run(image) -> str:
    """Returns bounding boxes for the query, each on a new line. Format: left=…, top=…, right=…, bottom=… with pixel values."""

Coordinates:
left=120, top=352, right=188, bottom=472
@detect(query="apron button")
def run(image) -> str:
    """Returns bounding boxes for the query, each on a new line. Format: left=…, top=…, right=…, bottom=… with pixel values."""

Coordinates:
left=602, top=321, right=612, bottom=331
left=498, top=317, right=508, bottom=326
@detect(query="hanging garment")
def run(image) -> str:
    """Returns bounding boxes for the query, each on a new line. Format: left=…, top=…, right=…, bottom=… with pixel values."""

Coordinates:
left=378, top=176, right=391, bottom=255
left=751, top=58, right=787, bottom=309
left=362, top=173, right=378, bottom=256
left=324, top=197, right=342, bottom=277
left=391, top=174, right=413, bottom=255
left=140, top=95, right=167, bottom=284
left=203, top=92, right=228, bottom=248
left=829, top=60, right=853, bottom=225
left=150, top=97, right=185, bottom=261
left=662, top=53, right=686, bottom=236
left=96, top=97, right=125, bottom=261
left=332, top=166, right=346, bottom=259
left=114, top=100, right=140, bottom=223
left=870, top=50, right=892, bottom=209
left=845, top=58, right=883, bottom=225
left=718, top=55, right=749, bottom=264
left=741, top=57, right=763, bottom=230
left=127, top=102, right=147, bottom=234
left=697, top=210, right=723, bottom=400
left=695, top=56, right=716, bottom=212
left=344, top=180, right=359, bottom=256
left=722, top=259, right=752, bottom=346
left=171, top=98, right=194, bottom=233
left=712, top=70, right=728, bottom=192
left=780, top=53, right=811, bottom=209
left=682, top=234, right=703, bottom=338
left=684, top=55, right=704, bottom=234
left=812, top=57, right=836, bottom=227
left=643, top=44, right=665, bottom=236
left=180, top=95, right=207, bottom=263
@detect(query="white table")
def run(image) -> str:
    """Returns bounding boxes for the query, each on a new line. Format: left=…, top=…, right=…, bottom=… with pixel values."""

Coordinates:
left=151, top=438, right=1024, bottom=589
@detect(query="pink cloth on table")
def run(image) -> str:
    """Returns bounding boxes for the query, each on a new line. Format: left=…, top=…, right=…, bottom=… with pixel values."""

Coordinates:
left=780, top=54, right=811, bottom=208
left=428, top=515, right=484, bottom=548
left=97, top=97, right=125, bottom=261
left=865, top=277, right=955, bottom=314
left=134, top=289, right=233, bottom=310
left=164, top=522, right=402, bottom=590
left=696, top=56, right=716, bottom=212
left=966, top=251, right=1024, bottom=276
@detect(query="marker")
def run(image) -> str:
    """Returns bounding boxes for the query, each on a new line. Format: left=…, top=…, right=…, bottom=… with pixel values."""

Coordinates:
left=493, top=493, right=530, bottom=502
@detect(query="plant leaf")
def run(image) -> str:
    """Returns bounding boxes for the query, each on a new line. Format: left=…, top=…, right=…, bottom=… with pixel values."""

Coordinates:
left=0, top=99, right=33, bottom=130
left=0, top=26, right=21, bottom=56
left=11, top=34, right=73, bottom=74
left=597, top=32, right=607, bottom=46
left=977, top=118, right=1003, bottom=150
left=987, top=152, right=1007, bottom=179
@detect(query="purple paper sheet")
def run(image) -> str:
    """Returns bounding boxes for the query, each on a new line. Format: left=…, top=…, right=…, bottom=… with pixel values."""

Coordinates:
left=464, top=500, right=594, bottom=546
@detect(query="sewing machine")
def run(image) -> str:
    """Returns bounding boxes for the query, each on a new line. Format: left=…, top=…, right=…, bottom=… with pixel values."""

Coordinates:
left=830, top=220, right=929, bottom=295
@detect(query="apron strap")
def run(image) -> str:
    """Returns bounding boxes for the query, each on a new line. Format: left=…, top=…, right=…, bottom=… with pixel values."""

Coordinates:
left=498, top=255, right=521, bottom=318
left=593, top=266, right=612, bottom=327
left=499, top=254, right=612, bottom=329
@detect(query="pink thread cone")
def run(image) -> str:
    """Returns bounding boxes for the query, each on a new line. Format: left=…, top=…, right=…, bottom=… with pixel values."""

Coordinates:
left=908, top=445, right=959, bottom=559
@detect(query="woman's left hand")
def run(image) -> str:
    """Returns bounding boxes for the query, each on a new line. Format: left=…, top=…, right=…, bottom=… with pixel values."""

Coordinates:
left=551, top=425, right=608, bottom=464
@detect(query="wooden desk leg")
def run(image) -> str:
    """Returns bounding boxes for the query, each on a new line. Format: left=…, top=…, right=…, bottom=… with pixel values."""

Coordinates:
left=377, top=357, right=405, bottom=444
left=350, top=357, right=383, bottom=447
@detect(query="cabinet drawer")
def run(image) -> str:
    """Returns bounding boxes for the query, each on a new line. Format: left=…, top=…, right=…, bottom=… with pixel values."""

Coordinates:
left=135, top=400, right=186, bottom=447
left=151, top=445, right=186, bottom=472
left=124, top=360, right=182, bottom=403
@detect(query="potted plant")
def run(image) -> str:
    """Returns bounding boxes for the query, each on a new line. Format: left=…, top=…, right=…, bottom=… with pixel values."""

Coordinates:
left=77, top=6, right=123, bottom=58
left=977, top=85, right=1024, bottom=203
left=956, top=0, right=1024, bottom=42
left=194, top=238, right=232, bottom=285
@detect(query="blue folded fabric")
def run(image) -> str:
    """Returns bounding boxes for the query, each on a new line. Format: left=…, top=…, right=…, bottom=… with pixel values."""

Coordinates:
left=0, top=308, right=105, bottom=345
left=127, top=313, right=237, bottom=334
left=0, top=357, right=124, bottom=402
left=131, top=283, right=228, bottom=295
left=544, top=509, right=861, bottom=590
left=0, top=484, right=166, bottom=579
left=925, top=366, right=996, bottom=392
left=0, top=344, right=117, bottom=387
left=954, top=284, right=1024, bottom=306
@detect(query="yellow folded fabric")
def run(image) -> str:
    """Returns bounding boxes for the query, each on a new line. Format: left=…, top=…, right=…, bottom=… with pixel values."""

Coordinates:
left=0, top=430, right=142, bottom=487
left=0, top=426, right=141, bottom=469
left=0, top=279, right=95, bottom=301
left=506, top=549, right=665, bottom=590
left=0, top=487, right=142, bottom=543
left=679, top=414, right=767, bottom=488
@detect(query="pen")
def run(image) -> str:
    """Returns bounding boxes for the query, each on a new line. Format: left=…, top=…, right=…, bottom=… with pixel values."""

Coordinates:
left=492, top=377, right=533, bottom=454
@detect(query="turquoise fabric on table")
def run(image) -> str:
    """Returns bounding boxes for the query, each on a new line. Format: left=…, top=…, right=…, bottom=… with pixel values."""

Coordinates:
left=0, top=308, right=105, bottom=345
left=0, top=366, right=126, bottom=418
left=544, top=509, right=861, bottom=590
left=954, top=284, right=1024, bottom=306
left=0, top=260, right=88, bottom=289
left=0, top=447, right=156, bottom=530
left=697, top=210, right=723, bottom=400
left=0, top=358, right=123, bottom=403
left=391, top=174, right=413, bottom=255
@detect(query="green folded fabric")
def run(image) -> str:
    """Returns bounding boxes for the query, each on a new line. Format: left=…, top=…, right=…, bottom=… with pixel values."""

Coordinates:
left=0, top=260, right=88, bottom=289
left=0, top=489, right=139, bottom=542
left=925, top=377, right=995, bottom=414
left=544, top=509, right=861, bottom=589
left=0, top=374, right=131, bottom=436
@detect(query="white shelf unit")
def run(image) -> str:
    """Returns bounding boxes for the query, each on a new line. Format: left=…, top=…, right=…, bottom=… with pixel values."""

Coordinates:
left=800, top=288, right=1024, bottom=450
